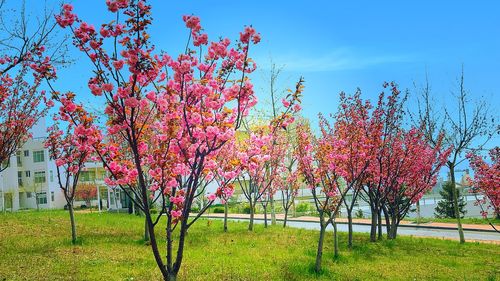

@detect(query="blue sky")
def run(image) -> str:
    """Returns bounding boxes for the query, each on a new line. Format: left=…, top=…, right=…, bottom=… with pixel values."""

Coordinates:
left=17, top=0, right=500, bottom=160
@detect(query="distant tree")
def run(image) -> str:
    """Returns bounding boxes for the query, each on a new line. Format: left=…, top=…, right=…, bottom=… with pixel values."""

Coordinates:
left=0, top=0, right=61, bottom=171
left=45, top=97, right=100, bottom=244
left=434, top=181, right=467, bottom=219
left=467, top=147, right=500, bottom=225
left=412, top=69, right=496, bottom=243
left=75, top=183, right=98, bottom=208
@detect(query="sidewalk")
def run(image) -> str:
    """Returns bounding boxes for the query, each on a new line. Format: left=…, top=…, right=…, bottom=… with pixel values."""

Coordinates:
left=198, top=213, right=499, bottom=232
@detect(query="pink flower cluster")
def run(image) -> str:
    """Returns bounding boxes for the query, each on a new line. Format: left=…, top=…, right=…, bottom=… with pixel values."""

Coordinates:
left=55, top=4, right=77, bottom=27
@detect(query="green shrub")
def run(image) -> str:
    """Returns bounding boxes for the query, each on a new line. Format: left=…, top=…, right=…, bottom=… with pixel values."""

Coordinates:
left=213, top=207, right=225, bottom=213
left=355, top=209, right=364, bottom=218
left=295, top=202, right=311, bottom=213
left=242, top=204, right=252, bottom=214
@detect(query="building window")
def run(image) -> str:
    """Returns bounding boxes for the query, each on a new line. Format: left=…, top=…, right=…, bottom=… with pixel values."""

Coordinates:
left=24, top=150, right=29, bottom=157
left=33, top=151, right=44, bottom=163
left=51, top=192, right=55, bottom=202
left=50, top=170, right=54, bottom=182
left=16, top=151, right=22, bottom=167
left=34, top=171, right=46, bottom=184
left=25, top=171, right=31, bottom=177
left=17, top=171, right=23, bottom=187
left=27, top=192, right=32, bottom=198
left=37, top=192, right=47, bottom=205
left=80, top=171, right=92, bottom=182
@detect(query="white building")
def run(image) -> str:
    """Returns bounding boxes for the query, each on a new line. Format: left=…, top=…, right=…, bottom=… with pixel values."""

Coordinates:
left=0, top=119, right=126, bottom=212
left=0, top=119, right=66, bottom=211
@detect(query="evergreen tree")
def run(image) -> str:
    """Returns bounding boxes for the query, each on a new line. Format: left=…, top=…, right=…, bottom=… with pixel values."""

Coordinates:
left=434, top=181, right=467, bottom=218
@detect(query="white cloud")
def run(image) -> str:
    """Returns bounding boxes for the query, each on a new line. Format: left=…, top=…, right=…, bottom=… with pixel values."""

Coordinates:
left=256, top=48, right=415, bottom=72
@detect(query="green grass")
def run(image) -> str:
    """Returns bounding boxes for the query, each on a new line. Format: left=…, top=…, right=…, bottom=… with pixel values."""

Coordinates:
left=0, top=210, right=498, bottom=280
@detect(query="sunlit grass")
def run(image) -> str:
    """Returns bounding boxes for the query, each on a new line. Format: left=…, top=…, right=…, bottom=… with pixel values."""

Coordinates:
left=0, top=210, right=498, bottom=280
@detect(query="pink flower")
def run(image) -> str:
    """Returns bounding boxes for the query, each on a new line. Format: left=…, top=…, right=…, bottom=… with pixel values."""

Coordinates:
left=252, top=33, right=261, bottom=44
left=281, top=98, right=291, bottom=108
left=207, top=193, right=217, bottom=201
left=170, top=196, right=185, bottom=204
left=106, top=0, right=129, bottom=12
left=239, top=26, right=256, bottom=44
left=124, top=97, right=139, bottom=107
left=113, top=60, right=125, bottom=70
left=193, top=33, right=208, bottom=46
left=89, top=83, right=103, bottom=96
left=182, top=15, right=201, bottom=32
left=102, top=83, right=114, bottom=92
left=145, top=91, right=156, bottom=101
left=65, top=102, right=77, bottom=113
left=55, top=4, right=77, bottom=28
left=171, top=210, right=182, bottom=218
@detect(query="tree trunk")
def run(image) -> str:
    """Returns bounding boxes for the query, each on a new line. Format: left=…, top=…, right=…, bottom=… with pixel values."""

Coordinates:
left=377, top=208, right=383, bottom=240
left=392, top=222, right=399, bottom=239
left=248, top=202, right=255, bottom=231
left=370, top=206, right=377, bottom=242
left=283, top=207, right=289, bottom=228
left=388, top=214, right=398, bottom=239
left=383, top=206, right=390, bottom=238
left=315, top=220, right=326, bottom=273
left=416, top=200, right=421, bottom=224
left=144, top=217, right=150, bottom=242
left=347, top=210, right=353, bottom=249
left=68, top=203, right=77, bottom=244
left=166, top=272, right=177, bottom=281
left=263, top=204, right=268, bottom=228
left=333, top=220, right=339, bottom=258
left=223, top=202, right=228, bottom=232
left=270, top=194, right=276, bottom=226
left=450, top=166, right=465, bottom=243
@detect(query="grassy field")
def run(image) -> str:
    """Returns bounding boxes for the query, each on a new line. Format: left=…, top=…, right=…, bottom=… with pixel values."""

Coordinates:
left=0, top=211, right=498, bottom=281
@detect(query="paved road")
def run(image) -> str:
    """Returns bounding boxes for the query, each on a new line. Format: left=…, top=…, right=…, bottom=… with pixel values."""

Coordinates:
left=205, top=216, right=500, bottom=243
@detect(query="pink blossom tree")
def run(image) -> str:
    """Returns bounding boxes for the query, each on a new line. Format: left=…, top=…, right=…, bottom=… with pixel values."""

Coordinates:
left=236, top=79, right=303, bottom=231
left=45, top=93, right=101, bottom=244
left=212, top=138, right=239, bottom=232
left=54, top=1, right=261, bottom=279
left=0, top=1, right=59, bottom=170
left=296, top=121, right=350, bottom=273
left=467, top=147, right=500, bottom=228
left=323, top=91, right=374, bottom=248
left=274, top=129, right=301, bottom=227
left=381, top=129, right=450, bottom=239
left=236, top=130, right=273, bottom=231
left=362, top=83, right=407, bottom=242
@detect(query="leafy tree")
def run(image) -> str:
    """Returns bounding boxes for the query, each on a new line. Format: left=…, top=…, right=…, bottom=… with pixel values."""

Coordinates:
left=434, top=181, right=467, bottom=219
left=54, top=2, right=263, bottom=280
left=296, top=121, right=349, bottom=272
left=413, top=70, right=496, bottom=243
left=468, top=147, right=500, bottom=221
left=45, top=104, right=100, bottom=244
left=0, top=0, right=60, bottom=171
left=75, top=183, right=98, bottom=208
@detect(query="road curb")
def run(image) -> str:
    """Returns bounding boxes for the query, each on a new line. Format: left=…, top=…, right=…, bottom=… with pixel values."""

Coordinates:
left=198, top=215, right=499, bottom=233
